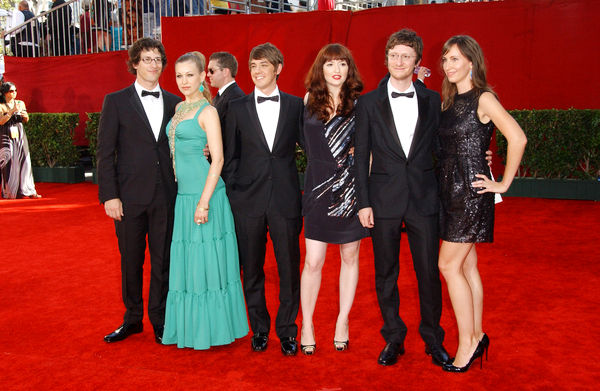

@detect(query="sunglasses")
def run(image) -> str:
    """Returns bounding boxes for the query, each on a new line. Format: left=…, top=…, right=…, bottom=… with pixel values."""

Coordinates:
left=8, top=90, right=16, bottom=93
left=207, top=68, right=220, bottom=75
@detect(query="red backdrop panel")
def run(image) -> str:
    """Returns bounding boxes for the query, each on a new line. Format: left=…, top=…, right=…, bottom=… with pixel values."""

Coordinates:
left=4, top=0, right=599, bottom=145
left=161, top=11, right=352, bottom=98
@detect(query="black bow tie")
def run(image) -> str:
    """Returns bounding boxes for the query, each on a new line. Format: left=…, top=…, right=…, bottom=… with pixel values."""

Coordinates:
left=257, top=95, right=279, bottom=104
left=391, top=91, right=414, bottom=99
left=141, top=90, right=160, bottom=98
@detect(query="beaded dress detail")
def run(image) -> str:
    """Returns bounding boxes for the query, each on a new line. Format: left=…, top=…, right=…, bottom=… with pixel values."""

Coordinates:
left=437, top=89, right=495, bottom=243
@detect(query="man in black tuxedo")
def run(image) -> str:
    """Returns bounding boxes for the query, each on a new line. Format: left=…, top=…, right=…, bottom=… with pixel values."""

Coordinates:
left=355, top=29, right=450, bottom=367
left=97, top=38, right=181, bottom=344
left=222, top=42, right=303, bottom=356
left=207, top=51, right=245, bottom=134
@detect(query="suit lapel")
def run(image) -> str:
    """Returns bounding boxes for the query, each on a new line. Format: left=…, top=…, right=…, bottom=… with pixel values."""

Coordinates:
left=407, top=86, right=430, bottom=158
left=127, top=85, right=157, bottom=142
left=376, top=85, right=406, bottom=159
left=157, top=88, right=171, bottom=142
left=245, top=92, right=270, bottom=151
left=271, top=92, right=287, bottom=150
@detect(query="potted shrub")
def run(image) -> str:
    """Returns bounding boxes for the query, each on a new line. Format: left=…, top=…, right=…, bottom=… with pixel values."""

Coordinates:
left=496, top=109, right=600, bottom=200
left=85, top=112, right=100, bottom=183
left=25, top=113, right=84, bottom=183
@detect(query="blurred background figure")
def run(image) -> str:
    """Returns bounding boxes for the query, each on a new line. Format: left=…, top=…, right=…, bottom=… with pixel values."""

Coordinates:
left=0, top=81, right=40, bottom=199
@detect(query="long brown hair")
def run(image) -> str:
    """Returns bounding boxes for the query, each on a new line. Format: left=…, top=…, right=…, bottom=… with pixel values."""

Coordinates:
left=305, top=44, right=363, bottom=122
left=441, top=35, right=495, bottom=111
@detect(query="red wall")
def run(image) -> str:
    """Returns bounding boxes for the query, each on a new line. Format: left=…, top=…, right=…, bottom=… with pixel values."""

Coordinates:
left=5, top=0, right=599, bottom=145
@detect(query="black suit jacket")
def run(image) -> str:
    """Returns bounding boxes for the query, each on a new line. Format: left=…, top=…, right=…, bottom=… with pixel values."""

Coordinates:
left=222, top=91, right=303, bottom=218
left=355, top=81, right=440, bottom=218
left=213, top=82, right=245, bottom=130
left=97, top=84, right=181, bottom=206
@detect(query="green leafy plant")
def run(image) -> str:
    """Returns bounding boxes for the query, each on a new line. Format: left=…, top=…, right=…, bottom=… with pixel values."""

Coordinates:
left=295, top=144, right=307, bottom=173
left=496, top=109, right=600, bottom=180
left=25, top=113, right=80, bottom=167
left=85, top=112, right=101, bottom=167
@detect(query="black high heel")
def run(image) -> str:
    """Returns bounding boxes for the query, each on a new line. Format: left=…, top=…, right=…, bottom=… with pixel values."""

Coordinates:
left=442, top=345, right=484, bottom=373
left=480, top=333, right=490, bottom=361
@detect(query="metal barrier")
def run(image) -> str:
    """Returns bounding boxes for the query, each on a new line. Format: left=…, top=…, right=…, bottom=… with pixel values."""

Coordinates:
left=2, top=0, right=489, bottom=56
left=1, top=0, right=316, bottom=57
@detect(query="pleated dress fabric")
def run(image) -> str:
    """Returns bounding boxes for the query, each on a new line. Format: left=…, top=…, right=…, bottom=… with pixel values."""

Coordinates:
left=162, top=103, right=248, bottom=349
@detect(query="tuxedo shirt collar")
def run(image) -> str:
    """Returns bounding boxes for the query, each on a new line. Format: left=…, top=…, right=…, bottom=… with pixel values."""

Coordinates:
left=387, top=80, right=416, bottom=101
left=134, top=81, right=161, bottom=98
left=218, top=80, right=236, bottom=96
left=254, top=85, right=280, bottom=100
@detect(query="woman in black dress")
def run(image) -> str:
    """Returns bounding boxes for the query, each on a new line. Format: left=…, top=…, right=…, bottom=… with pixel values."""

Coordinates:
left=299, top=44, right=368, bottom=355
left=437, top=36, right=526, bottom=372
left=0, top=82, right=40, bottom=199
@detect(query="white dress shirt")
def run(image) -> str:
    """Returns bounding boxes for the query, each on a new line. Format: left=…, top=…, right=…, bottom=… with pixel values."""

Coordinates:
left=218, top=80, right=236, bottom=96
left=134, top=81, right=164, bottom=141
left=388, top=80, right=418, bottom=158
left=254, top=86, right=280, bottom=151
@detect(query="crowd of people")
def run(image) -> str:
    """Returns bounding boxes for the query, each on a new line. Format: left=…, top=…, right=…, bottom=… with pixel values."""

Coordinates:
left=94, top=29, right=526, bottom=373
left=2, top=0, right=310, bottom=57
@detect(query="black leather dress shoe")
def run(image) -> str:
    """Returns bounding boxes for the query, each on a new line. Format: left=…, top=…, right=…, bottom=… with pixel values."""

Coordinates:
left=104, top=322, right=143, bottom=343
left=251, top=333, right=269, bottom=352
left=378, top=342, right=405, bottom=366
left=154, top=325, right=164, bottom=344
left=426, top=343, right=450, bottom=366
left=280, top=337, right=298, bottom=356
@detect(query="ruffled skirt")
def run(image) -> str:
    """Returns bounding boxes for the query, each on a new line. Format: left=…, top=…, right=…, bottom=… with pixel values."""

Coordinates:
left=163, top=187, right=248, bottom=349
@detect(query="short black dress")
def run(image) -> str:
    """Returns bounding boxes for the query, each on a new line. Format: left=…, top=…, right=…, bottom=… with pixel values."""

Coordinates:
left=302, top=107, right=368, bottom=244
left=437, top=89, right=495, bottom=243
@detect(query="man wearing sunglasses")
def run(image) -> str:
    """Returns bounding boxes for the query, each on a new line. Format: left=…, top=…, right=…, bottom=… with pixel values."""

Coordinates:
left=207, top=52, right=245, bottom=138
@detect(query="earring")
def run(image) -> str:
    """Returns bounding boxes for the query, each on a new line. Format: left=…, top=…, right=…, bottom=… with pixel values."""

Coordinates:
left=199, top=84, right=205, bottom=93
left=469, top=70, right=472, bottom=80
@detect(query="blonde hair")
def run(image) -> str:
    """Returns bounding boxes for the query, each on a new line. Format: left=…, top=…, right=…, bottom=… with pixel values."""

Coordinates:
left=175, top=51, right=212, bottom=103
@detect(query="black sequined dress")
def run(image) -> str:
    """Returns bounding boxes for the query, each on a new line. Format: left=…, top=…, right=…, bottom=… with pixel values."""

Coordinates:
left=437, top=89, right=495, bottom=243
left=302, top=107, right=368, bottom=244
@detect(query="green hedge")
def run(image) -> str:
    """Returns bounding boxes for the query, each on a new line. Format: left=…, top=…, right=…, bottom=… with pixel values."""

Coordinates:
left=25, top=113, right=80, bottom=168
left=85, top=112, right=101, bottom=167
left=496, top=109, right=600, bottom=180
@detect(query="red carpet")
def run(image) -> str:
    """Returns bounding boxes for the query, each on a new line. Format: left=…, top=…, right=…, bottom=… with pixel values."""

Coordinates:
left=1, top=183, right=599, bottom=390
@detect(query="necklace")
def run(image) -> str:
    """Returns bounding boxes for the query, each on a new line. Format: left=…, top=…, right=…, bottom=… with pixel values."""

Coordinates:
left=168, top=97, right=208, bottom=181
left=178, top=99, right=205, bottom=114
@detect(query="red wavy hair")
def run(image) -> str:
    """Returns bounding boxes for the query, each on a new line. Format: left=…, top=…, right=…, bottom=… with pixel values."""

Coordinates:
left=305, top=44, right=363, bottom=122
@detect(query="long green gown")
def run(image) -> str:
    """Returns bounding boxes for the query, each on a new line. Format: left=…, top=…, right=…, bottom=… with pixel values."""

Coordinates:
left=162, top=101, right=248, bottom=349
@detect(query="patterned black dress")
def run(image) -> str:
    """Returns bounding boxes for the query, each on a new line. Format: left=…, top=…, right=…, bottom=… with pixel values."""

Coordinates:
left=0, top=103, right=37, bottom=199
left=437, top=89, right=495, bottom=243
left=302, top=107, right=368, bottom=244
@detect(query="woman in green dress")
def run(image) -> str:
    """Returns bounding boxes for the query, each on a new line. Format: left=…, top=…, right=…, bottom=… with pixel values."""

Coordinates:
left=162, top=51, right=248, bottom=350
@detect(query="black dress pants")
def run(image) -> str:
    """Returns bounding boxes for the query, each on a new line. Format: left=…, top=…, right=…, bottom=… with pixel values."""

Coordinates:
left=371, top=200, right=444, bottom=347
left=115, top=182, right=173, bottom=328
left=233, top=210, right=301, bottom=339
